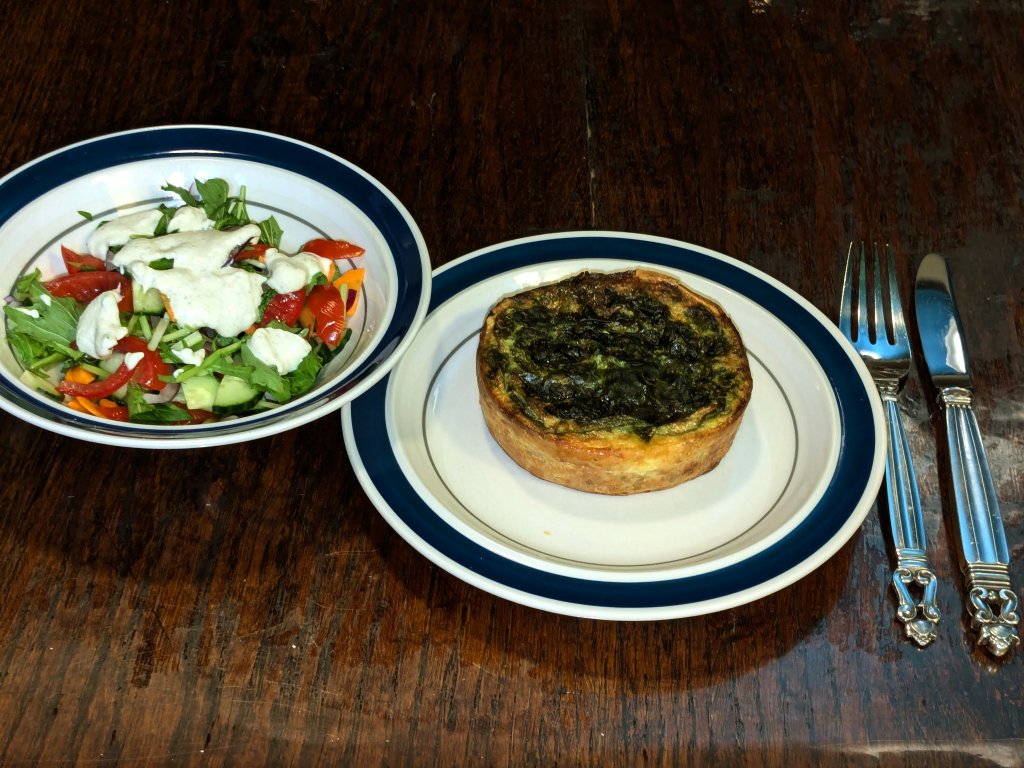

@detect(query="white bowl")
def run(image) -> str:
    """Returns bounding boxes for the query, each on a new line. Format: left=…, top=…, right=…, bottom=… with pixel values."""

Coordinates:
left=0, top=125, right=431, bottom=448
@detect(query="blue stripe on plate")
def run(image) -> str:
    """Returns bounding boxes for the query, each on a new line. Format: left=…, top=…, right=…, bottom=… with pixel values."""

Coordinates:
left=348, top=235, right=876, bottom=609
left=0, top=126, right=426, bottom=438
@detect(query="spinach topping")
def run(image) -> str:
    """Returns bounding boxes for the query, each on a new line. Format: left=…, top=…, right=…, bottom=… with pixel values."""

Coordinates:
left=488, top=274, right=739, bottom=439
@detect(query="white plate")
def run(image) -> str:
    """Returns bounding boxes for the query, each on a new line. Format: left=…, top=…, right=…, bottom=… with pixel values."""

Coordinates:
left=343, top=232, right=885, bottom=619
left=0, top=126, right=431, bottom=448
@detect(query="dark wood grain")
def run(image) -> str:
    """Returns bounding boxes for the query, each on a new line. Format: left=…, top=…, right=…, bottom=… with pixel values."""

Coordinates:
left=0, top=1, right=1021, bottom=765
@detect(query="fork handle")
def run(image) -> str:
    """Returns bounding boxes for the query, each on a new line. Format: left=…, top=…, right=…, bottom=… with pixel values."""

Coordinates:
left=938, top=387, right=1020, bottom=658
left=880, top=389, right=940, bottom=646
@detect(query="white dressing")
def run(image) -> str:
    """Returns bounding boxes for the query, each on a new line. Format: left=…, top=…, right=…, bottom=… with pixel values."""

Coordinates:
left=75, top=289, right=127, bottom=359
left=129, top=263, right=265, bottom=338
left=111, top=224, right=261, bottom=271
left=86, top=209, right=163, bottom=259
left=248, top=327, right=311, bottom=374
left=171, top=344, right=206, bottom=366
left=264, top=248, right=332, bottom=293
left=167, top=206, right=214, bottom=233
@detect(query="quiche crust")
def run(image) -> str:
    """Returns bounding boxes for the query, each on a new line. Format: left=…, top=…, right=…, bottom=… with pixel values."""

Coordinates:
left=476, top=268, right=752, bottom=495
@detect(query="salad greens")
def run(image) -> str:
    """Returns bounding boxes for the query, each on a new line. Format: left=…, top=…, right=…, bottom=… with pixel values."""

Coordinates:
left=3, top=179, right=366, bottom=425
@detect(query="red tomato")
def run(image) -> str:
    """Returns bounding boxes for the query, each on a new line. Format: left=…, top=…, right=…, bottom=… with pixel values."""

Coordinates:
left=259, top=290, right=304, bottom=327
left=57, top=361, right=134, bottom=399
left=57, top=336, right=170, bottom=398
left=60, top=245, right=106, bottom=273
left=300, top=238, right=366, bottom=260
left=98, top=403, right=130, bottom=421
left=115, top=336, right=171, bottom=391
left=233, top=242, right=271, bottom=262
left=45, top=270, right=133, bottom=313
left=301, top=284, right=346, bottom=348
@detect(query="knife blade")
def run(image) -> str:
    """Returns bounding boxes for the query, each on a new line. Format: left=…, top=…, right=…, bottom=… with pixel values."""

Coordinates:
left=915, top=253, right=1020, bottom=657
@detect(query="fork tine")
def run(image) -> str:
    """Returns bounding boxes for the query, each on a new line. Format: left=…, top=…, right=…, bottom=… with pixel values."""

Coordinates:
left=839, top=241, right=856, bottom=337
left=884, top=243, right=908, bottom=346
left=857, top=242, right=870, bottom=343
left=872, top=242, right=887, bottom=344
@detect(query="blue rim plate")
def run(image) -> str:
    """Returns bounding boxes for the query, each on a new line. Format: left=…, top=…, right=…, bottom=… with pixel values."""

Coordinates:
left=342, top=232, right=885, bottom=620
left=0, top=125, right=430, bottom=448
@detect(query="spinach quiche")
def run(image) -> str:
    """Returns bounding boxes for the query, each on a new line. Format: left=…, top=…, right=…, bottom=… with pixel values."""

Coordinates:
left=476, top=268, right=752, bottom=495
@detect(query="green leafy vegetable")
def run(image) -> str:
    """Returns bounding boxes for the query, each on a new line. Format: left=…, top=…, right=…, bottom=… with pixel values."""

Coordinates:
left=125, top=383, right=189, bottom=423
left=2, top=271, right=82, bottom=367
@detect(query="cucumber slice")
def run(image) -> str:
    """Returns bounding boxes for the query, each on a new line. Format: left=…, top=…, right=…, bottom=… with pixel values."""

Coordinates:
left=212, top=375, right=261, bottom=414
left=180, top=374, right=219, bottom=411
left=132, top=281, right=165, bottom=314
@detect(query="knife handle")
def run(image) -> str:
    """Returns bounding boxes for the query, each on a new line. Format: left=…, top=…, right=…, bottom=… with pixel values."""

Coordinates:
left=880, top=391, right=940, bottom=646
left=939, top=387, right=1020, bottom=657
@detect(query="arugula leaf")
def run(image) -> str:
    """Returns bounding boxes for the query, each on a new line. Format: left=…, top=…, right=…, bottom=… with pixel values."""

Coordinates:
left=229, top=185, right=249, bottom=223
left=196, top=178, right=230, bottom=221
left=239, top=343, right=290, bottom=403
left=285, top=349, right=322, bottom=398
left=203, top=357, right=252, bottom=380
left=162, top=183, right=201, bottom=207
left=258, top=216, right=283, bottom=248
left=2, top=272, right=82, bottom=366
left=125, top=383, right=189, bottom=423
left=5, top=329, right=52, bottom=369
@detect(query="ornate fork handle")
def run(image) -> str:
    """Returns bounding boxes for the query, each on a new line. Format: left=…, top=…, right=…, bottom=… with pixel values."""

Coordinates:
left=940, top=387, right=1020, bottom=657
left=879, top=384, right=940, bottom=646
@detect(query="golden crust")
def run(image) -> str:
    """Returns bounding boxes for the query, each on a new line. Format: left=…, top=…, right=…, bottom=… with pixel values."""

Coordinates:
left=476, top=268, right=752, bottom=495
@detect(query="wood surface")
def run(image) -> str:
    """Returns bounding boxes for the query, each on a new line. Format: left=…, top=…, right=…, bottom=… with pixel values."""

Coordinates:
left=0, top=1, right=1021, bottom=765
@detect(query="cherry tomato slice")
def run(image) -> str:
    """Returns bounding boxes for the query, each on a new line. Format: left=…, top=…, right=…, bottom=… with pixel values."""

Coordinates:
left=57, top=361, right=134, bottom=399
left=260, top=290, right=304, bottom=327
left=98, top=403, right=130, bottom=421
left=60, top=245, right=106, bottom=273
left=115, top=336, right=171, bottom=391
left=45, top=270, right=133, bottom=313
left=57, top=335, right=171, bottom=398
left=233, top=242, right=271, bottom=262
left=301, top=283, right=346, bottom=348
left=300, top=238, right=366, bottom=260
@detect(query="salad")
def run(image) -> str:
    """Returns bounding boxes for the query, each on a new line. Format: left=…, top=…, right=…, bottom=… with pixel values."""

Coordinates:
left=3, top=178, right=366, bottom=425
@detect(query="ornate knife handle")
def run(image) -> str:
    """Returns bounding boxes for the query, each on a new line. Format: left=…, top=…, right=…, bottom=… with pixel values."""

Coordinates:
left=940, top=387, right=1020, bottom=658
left=880, top=389, right=939, bottom=646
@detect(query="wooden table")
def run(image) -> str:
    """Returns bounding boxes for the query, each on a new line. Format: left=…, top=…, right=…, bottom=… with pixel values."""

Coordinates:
left=1, top=2, right=1021, bottom=765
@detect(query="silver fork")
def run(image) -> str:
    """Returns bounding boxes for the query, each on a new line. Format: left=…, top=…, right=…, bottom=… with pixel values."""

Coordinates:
left=839, top=242, right=940, bottom=646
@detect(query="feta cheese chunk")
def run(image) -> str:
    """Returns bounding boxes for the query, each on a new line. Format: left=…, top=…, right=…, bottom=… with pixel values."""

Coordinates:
left=86, top=209, right=163, bottom=259
left=248, top=327, right=312, bottom=374
left=264, top=248, right=333, bottom=293
left=75, top=289, right=127, bottom=359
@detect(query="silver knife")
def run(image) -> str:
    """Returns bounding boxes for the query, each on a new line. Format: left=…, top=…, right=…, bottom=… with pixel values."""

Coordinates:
left=915, top=253, right=1020, bottom=657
